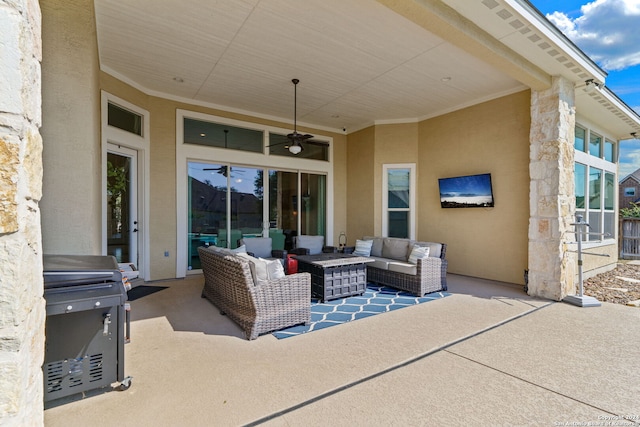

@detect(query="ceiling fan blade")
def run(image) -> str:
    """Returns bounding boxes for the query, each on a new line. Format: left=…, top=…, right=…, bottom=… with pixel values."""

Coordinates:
left=305, top=140, right=330, bottom=147
left=267, top=141, right=288, bottom=148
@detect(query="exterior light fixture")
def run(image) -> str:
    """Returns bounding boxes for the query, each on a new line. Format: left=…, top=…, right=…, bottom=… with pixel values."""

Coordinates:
left=585, top=79, right=602, bottom=92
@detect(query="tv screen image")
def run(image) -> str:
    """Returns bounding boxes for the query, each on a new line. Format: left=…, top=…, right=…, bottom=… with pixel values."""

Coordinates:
left=438, top=173, right=494, bottom=208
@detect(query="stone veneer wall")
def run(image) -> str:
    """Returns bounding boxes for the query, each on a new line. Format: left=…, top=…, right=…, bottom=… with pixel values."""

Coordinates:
left=528, top=76, right=577, bottom=300
left=0, top=0, right=46, bottom=425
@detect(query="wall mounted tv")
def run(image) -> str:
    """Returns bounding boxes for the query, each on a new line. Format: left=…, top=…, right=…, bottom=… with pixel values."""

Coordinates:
left=438, top=173, right=495, bottom=208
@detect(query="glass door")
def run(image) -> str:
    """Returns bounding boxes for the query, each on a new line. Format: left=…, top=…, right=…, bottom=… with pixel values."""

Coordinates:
left=269, top=170, right=298, bottom=250
left=300, top=173, right=326, bottom=238
left=106, top=146, right=138, bottom=265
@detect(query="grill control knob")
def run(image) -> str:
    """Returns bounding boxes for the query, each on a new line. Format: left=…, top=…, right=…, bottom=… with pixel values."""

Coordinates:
left=66, top=305, right=73, bottom=312
left=95, top=301, right=101, bottom=308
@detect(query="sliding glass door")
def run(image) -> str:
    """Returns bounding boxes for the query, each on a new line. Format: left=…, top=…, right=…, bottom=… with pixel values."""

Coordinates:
left=187, top=162, right=326, bottom=269
left=300, top=173, right=326, bottom=238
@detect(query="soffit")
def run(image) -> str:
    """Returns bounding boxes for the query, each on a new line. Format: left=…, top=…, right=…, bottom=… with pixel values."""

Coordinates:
left=94, top=0, right=525, bottom=133
left=441, top=0, right=640, bottom=138
left=94, top=0, right=640, bottom=137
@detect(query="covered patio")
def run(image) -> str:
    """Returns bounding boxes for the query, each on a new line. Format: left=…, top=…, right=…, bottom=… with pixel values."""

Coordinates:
left=4, top=0, right=640, bottom=424
left=43, top=274, right=640, bottom=426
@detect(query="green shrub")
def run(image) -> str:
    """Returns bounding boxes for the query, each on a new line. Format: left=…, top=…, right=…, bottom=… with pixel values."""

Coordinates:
left=620, top=202, right=640, bottom=218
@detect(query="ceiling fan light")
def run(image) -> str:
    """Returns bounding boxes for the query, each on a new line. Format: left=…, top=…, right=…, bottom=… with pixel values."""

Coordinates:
left=289, top=144, right=302, bottom=155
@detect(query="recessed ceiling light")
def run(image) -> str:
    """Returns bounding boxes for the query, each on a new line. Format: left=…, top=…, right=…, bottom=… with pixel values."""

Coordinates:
left=173, top=77, right=184, bottom=83
left=200, top=133, right=206, bottom=137
left=441, top=77, right=452, bottom=82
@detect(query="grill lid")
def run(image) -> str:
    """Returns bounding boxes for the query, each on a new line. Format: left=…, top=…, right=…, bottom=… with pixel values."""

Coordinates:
left=43, top=255, right=123, bottom=288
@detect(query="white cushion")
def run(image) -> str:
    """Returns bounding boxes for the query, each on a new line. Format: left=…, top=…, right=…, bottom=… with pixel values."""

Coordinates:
left=242, top=238, right=272, bottom=258
left=413, top=241, right=442, bottom=258
left=382, top=238, right=410, bottom=261
left=363, top=236, right=383, bottom=257
left=232, top=244, right=247, bottom=254
left=296, top=235, right=324, bottom=255
left=368, top=258, right=392, bottom=270
left=408, top=245, right=430, bottom=265
left=353, top=239, right=373, bottom=257
left=261, top=258, right=285, bottom=280
left=388, top=262, right=417, bottom=275
left=236, top=253, right=262, bottom=285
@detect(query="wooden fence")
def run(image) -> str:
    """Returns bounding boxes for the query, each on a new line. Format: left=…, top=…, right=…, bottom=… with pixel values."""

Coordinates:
left=620, top=218, right=640, bottom=259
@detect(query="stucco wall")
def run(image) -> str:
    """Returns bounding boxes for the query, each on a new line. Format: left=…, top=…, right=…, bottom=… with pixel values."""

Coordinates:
left=346, top=127, right=376, bottom=243
left=419, top=91, right=531, bottom=285
left=40, top=0, right=101, bottom=255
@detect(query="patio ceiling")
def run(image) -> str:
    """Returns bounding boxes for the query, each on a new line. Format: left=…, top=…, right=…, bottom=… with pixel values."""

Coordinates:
left=94, top=0, right=640, bottom=136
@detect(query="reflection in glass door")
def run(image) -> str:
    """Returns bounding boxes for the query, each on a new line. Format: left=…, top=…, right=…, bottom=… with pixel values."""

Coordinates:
left=187, top=164, right=327, bottom=269
left=106, top=149, right=137, bottom=264
left=300, top=173, right=326, bottom=238
left=187, top=162, right=264, bottom=269
left=269, top=170, right=298, bottom=250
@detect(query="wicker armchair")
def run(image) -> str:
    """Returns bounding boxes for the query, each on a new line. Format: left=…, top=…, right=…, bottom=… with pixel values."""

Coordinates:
left=198, top=246, right=311, bottom=340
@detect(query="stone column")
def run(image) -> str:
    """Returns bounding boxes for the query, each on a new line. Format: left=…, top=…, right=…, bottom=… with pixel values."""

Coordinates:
left=528, top=76, right=576, bottom=300
left=0, top=0, right=45, bottom=425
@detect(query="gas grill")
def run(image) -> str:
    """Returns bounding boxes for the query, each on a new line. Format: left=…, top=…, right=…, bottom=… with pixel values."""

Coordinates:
left=43, top=255, right=132, bottom=403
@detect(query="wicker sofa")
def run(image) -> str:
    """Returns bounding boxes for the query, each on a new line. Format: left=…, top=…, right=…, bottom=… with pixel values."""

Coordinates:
left=197, top=246, right=311, bottom=340
left=356, top=236, right=448, bottom=297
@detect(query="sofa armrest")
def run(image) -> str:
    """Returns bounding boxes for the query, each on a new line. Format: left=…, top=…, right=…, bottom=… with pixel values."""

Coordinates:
left=271, top=249, right=288, bottom=259
left=289, top=247, right=310, bottom=255
left=254, top=272, right=311, bottom=304
left=416, top=256, right=448, bottom=276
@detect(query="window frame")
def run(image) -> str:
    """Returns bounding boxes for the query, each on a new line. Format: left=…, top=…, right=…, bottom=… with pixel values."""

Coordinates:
left=574, top=122, right=617, bottom=244
left=382, top=163, right=416, bottom=239
left=176, top=109, right=333, bottom=277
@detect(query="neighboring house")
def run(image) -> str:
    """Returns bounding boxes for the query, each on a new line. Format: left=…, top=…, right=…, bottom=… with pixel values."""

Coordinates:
left=3, top=0, right=640, bottom=423
left=619, top=168, right=640, bottom=210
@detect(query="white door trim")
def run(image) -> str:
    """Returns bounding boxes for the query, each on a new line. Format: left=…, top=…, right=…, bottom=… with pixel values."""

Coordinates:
left=101, top=91, right=150, bottom=280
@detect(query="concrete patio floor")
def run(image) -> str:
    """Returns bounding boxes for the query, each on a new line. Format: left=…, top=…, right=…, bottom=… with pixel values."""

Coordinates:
left=44, top=274, right=640, bottom=426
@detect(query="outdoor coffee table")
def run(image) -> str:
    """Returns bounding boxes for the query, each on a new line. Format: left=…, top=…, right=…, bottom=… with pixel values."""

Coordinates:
left=294, top=253, right=374, bottom=302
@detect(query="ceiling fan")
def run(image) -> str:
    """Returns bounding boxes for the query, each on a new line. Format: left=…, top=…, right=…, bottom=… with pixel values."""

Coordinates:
left=271, top=79, right=329, bottom=155
left=202, top=164, right=243, bottom=178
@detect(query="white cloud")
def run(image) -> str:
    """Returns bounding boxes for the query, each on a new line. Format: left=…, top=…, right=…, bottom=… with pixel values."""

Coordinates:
left=546, top=0, right=640, bottom=70
left=618, top=139, right=640, bottom=178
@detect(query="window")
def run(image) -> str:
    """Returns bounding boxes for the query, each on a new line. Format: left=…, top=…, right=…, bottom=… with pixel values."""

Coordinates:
left=184, top=118, right=263, bottom=153
left=177, top=110, right=333, bottom=276
left=268, top=133, right=329, bottom=161
left=108, top=102, right=143, bottom=136
left=383, top=164, right=415, bottom=239
left=624, top=187, right=636, bottom=197
left=574, top=124, right=617, bottom=241
left=575, top=126, right=586, bottom=152
left=589, top=132, right=602, bottom=157
left=604, top=139, right=615, bottom=162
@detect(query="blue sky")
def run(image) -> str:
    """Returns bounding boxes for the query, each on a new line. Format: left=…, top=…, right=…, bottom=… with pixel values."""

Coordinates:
left=530, top=0, right=640, bottom=178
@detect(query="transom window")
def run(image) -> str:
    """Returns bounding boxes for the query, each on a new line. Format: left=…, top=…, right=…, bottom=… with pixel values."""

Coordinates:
left=184, top=118, right=263, bottom=153
left=108, top=102, right=143, bottom=136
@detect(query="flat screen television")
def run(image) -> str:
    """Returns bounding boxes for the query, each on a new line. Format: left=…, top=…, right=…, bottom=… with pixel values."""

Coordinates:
left=438, top=173, right=494, bottom=208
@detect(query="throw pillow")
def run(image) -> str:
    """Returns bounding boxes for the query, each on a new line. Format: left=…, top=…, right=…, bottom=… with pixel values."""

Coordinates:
left=296, top=235, right=324, bottom=255
left=408, top=245, right=430, bottom=265
left=353, top=239, right=373, bottom=257
left=261, top=258, right=285, bottom=280
left=232, top=244, right=247, bottom=253
left=382, top=238, right=410, bottom=260
left=236, top=253, right=262, bottom=285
